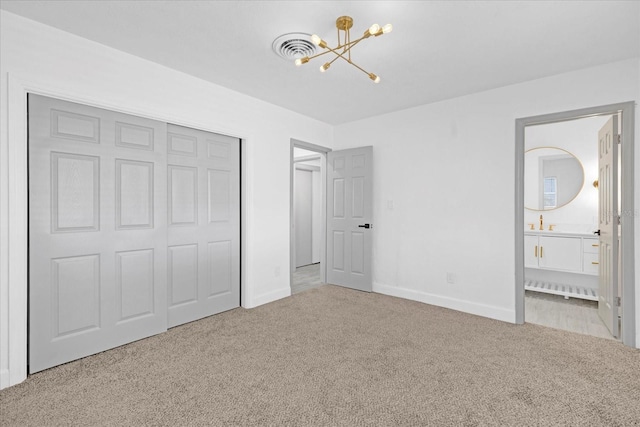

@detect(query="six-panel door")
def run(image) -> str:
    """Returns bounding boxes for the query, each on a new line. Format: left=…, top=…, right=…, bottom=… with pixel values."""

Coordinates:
left=326, top=147, right=373, bottom=292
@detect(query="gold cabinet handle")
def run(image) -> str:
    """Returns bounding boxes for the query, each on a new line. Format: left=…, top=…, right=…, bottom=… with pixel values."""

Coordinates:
left=592, top=261, right=599, bottom=265
left=534, top=245, right=538, bottom=257
left=540, top=247, right=543, bottom=258
left=592, top=244, right=599, bottom=247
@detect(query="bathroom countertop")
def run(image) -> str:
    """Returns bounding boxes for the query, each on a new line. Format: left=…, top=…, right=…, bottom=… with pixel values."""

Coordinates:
left=524, top=230, right=599, bottom=238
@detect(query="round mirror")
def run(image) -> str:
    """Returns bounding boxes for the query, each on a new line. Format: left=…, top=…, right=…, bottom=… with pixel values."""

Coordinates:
left=524, top=147, right=584, bottom=211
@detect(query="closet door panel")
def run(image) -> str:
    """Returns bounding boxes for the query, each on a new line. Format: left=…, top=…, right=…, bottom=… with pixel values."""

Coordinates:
left=29, top=94, right=168, bottom=373
left=167, top=124, right=240, bottom=328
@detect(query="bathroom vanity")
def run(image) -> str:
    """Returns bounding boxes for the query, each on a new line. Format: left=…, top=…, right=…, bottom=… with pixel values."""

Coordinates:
left=524, top=231, right=599, bottom=300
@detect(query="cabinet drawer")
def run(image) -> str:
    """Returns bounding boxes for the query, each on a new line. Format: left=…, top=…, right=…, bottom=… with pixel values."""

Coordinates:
left=583, top=253, right=599, bottom=275
left=584, top=238, right=600, bottom=254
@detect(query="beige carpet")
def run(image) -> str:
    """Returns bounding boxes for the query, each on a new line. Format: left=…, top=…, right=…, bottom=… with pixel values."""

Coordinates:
left=1, top=285, right=639, bottom=426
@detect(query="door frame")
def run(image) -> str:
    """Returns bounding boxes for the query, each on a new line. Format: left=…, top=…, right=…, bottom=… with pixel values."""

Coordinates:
left=290, top=139, right=331, bottom=286
left=2, top=73, right=248, bottom=388
left=514, top=101, right=636, bottom=347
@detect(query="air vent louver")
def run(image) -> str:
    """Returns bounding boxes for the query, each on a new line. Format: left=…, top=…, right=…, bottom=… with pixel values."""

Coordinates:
left=272, top=33, right=317, bottom=60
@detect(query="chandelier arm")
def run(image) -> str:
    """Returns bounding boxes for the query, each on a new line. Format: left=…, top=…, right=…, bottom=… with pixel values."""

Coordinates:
left=336, top=35, right=368, bottom=51
left=319, top=45, right=352, bottom=65
left=322, top=37, right=369, bottom=65
left=347, top=28, right=351, bottom=62
left=338, top=38, right=365, bottom=58
left=346, top=60, right=373, bottom=77
left=306, top=49, right=335, bottom=61
left=327, top=55, right=341, bottom=67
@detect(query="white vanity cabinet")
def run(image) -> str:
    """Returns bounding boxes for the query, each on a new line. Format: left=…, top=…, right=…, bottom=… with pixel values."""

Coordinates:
left=524, top=231, right=600, bottom=301
left=524, top=232, right=597, bottom=275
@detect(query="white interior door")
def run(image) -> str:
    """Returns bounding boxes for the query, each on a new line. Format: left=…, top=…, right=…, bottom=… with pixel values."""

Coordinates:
left=326, top=147, right=373, bottom=292
left=295, top=168, right=313, bottom=267
left=166, top=124, right=240, bottom=328
left=29, top=95, right=168, bottom=373
left=598, top=115, right=619, bottom=337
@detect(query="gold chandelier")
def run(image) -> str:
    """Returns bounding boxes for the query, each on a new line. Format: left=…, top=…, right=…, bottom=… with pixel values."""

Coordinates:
left=295, top=16, right=392, bottom=83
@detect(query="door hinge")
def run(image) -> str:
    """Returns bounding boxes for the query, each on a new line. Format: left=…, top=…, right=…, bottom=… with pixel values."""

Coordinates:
left=615, top=297, right=621, bottom=307
left=618, top=134, right=621, bottom=144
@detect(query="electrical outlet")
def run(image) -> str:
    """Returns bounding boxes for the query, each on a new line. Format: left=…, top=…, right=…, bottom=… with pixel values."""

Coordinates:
left=274, top=267, right=281, bottom=277
left=446, top=272, right=456, bottom=284
left=387, top=200, right=394, bottom=210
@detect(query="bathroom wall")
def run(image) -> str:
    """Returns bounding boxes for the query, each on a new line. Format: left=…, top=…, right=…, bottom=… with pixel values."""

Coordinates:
left=524, top=115, right=611, bottom=233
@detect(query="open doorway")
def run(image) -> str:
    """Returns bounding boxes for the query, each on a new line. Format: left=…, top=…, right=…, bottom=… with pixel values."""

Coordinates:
left=522, top=115, right=613, bottom=339
left=515, top=102, right=636, bottom=348
left=290, top=139, right=331, bottom=294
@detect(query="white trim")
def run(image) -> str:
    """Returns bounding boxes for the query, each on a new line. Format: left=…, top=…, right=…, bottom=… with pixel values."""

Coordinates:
left=373, top=282, right=515, bottom=323
left=0, top=369, right=8, bottom=389
left=293, top=154, right=321, bottom=163
left=2, top=72, right=252, bottom=389
left=245, top=287, right=291, bottom=309
left=295, top=164, right=321, bottom=172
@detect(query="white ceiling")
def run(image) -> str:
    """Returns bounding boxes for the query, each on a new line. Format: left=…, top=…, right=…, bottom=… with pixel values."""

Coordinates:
left=1, top=0, right=639, bottom=125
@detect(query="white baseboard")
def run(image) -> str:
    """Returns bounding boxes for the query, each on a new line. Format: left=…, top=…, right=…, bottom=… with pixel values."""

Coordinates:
left=245, top=287, right=291, bottom=309
left=0, top=369, right=10, bottom=390
left=373, top=282, right=515, bottom=323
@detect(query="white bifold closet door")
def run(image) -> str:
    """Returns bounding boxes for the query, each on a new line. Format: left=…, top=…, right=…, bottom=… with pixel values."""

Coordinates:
left=28, top=95, right=239, bottom=373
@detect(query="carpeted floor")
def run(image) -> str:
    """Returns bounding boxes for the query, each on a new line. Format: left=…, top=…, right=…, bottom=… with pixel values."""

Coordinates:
left=1, top=285, right=639, bottom=426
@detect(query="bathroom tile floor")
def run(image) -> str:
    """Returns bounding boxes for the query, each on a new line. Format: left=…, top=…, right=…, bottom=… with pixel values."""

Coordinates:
left=525, top=290, right=614, bottom=340
left=292, top=263, right=324, bottom=295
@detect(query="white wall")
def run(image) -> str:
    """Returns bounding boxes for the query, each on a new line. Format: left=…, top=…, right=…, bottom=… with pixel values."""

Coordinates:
left=334, top=59, right=640, bottom=334
left=0, top=11, right=333, bottom=389
left=524, top=115, right=611, bottom=232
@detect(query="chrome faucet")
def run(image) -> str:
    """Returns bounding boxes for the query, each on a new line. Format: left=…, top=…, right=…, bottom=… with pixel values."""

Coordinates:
left=539, top=214, right=544, bottom=231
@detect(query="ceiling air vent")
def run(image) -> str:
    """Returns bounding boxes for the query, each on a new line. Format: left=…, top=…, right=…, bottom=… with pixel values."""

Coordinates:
left=272, top=33, right=317, bottom=61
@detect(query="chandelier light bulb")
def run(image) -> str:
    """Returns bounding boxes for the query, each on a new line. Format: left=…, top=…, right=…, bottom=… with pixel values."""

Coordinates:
left=382, top=24, right=393, bottom=34
left=368, top=24, right=380, bottom=35
left=311, top=34, right=322, bottom=46
left=295, top=57, right=309, bottom=67
left=320, top=62, right=331, bottom=73
left=369, top=73, right=380, bottom=83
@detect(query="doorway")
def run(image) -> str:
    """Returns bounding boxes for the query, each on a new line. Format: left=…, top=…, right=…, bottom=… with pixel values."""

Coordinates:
left=515, top=102, right=636, bottom=347
left=522, top=115, right=612, bottom=339
left=290, top=139, right=330, bottom=294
